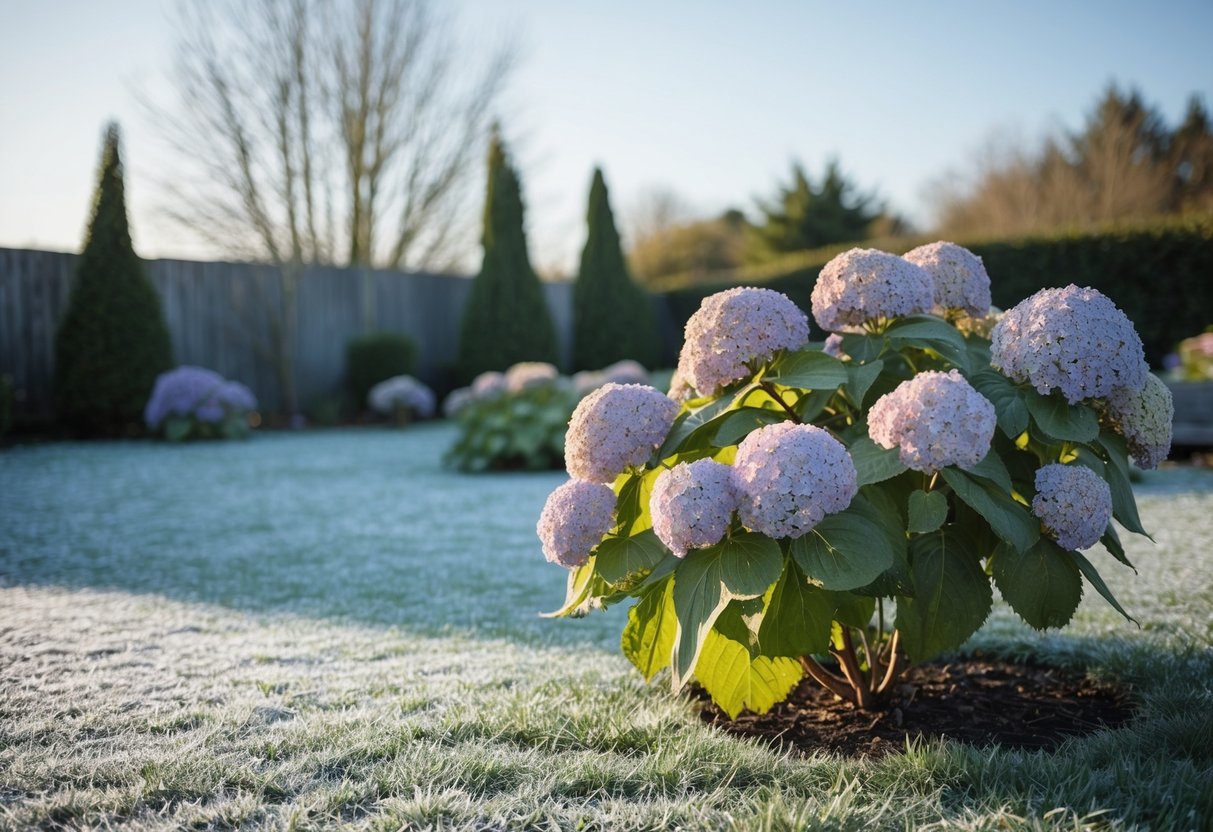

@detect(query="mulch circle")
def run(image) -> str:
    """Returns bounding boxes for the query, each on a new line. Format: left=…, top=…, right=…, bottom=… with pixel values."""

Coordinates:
left=696, top=658, right=1133, bottom=758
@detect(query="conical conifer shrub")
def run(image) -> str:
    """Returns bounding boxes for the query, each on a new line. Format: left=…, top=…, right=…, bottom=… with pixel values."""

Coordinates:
left=54, top=123, right=173, bottom=435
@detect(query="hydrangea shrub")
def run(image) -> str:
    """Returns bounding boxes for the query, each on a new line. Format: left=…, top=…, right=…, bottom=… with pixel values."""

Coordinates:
left=445, top=361, right=657, bottom=472
left=539, top=243, right=1172, bottom=718
left=367, top=375, right=436, bottom=424
left=144, top=366, right=257, bottom=441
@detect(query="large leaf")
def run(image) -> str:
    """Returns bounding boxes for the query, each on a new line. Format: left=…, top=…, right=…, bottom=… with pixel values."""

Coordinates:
left=895, top=531, right=993, bottom=663
left=964, top=448, right=1013, bottom=494
left=845, top=360, right=884, bottom=408
left=991, top=539, right=1083, bottom=630
left=657, top=393, right=741, bottom=458
left=1070, top=550, right=1137, bottom=625
left=767, top=349, right=848, bottom=391
left=968, top=370, right=1029, bottom=439
left=840, top=333, right=884, bottom=363
left=541, top=558, right=596, bottom=618
left=713, top=407, right=786, bottom=447
left=1100, top=523, right=1135, bottom=570
left=595, top=530, right=669, bottom=589
left=941, top=468, right=1040, bottom=553
left=828, top=591, right=876, bottom=629
left=1095, top=434, right=1150, bottom=537
left=671, top=534, right=783, bottom=690
left=757, top=560, right=835, bottom=657
left=1024, top=390, right=1099, bottom=443
left=790, top=496, right=898, bottom=590
left=621, top=579, right=676, bottom=680
left=848, top=436, right=908, bottom=486
left=694, top=630, right=803, bottom=719
left=886, top=315, right=970, bottom=372
left=908, top=489, right=949, bottom=534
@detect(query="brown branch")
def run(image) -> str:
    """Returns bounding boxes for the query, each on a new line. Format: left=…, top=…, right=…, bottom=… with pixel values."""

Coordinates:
left=799, top=656, right=857, bottom=707
left=875, top=630, right=906, bottom=696
left=759, top=381, right=802, bottom=424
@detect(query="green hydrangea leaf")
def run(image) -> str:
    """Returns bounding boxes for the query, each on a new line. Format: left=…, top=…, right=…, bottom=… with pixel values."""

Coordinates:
left=756, top=560, right=834, bottom=658
left=790, top=495, right=897, bottom=590
left=908, top=489, right=949, bottom=534
left=595, top=529, right=669, bottom=589
left=1023, top=389, right=1099, bottom=443
left=895, top=531, right=993, bottom=663
left=848, top=436, right=908, bottom=486
left=941, top=468, right=1040, bottom=553
left=694, top=629, right=803, bottom=719
left=1070, top=550, right=1137, bottom=625
left=621, top=579, right=676, bottom=681
left=968, top=370, right=1029, bottom=439
left=766, top=349, right=848, bottom=391
left=991, top=539, right=1083, bottom=630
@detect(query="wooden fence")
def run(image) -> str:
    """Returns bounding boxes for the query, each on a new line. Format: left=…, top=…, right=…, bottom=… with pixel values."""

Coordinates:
left=0, top=247, right=574, bottom=421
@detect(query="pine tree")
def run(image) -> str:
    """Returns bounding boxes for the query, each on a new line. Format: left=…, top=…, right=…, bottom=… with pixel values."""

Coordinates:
left=54, top=123, right=173, bottom=435
left=457, top=130, right=558, bottom=380
left=573, top=168, right=659, bottom=371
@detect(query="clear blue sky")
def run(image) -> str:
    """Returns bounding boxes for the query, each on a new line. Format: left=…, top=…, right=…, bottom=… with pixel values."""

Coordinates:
left=2, top=0, right=1210, bottom=275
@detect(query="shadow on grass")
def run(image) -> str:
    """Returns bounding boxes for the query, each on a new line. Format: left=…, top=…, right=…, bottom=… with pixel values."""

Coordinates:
left=0, top=425, right=627, bottom=649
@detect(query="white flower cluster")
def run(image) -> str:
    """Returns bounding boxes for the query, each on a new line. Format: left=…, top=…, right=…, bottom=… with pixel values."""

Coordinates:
left=1103, top=374, right=1174, bottom=470
left=1031, top=463, right=1112, bottom=551
left=565, top=383, right=680, bottom=483
left=811, top=248, right=935, bottom=332
left=367, top=375, right=436, bottom=418
left=679, top=287, right=810, bottom=396
left=650, top=459, right=739, bottom=558
left=868, top=370, right=996, bottom=473
left=504, top=362, right=561, bottom=393
left=901, top=241, right=991, bottom=318
left=536, top=479, right=617, bottom=567
left=572, top=360, right=649, bottom=396
left=990, top=285, right=1148, bottom=404
left=822, top=333, right=846, bottom=359
left=732, top=422, right=857, bottom=539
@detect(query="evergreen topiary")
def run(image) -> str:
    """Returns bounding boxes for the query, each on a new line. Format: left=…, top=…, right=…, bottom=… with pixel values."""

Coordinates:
left=458, top=130, right=558, bottom=381
left=346, top=331, right=418, bottom=413
left=54, top=123, right=173, bottom=435
left=572, top=168, right=660, bottom=371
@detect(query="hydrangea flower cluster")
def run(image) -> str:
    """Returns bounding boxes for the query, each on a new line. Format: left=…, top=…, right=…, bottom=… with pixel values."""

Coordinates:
left=471, top=371, right=507, bottom=399
left=990, top=285, right=1148, bottom=403
left=650, top=459, right=739, bottom=557
left=144, top=365, right=257, bottom=429
left=505, top=362, right=561, bottom=393
left=1031, top=464, right=1113, bottom=551
left=572, top=360, right=650, bottom=396
left=732, top=422, right=858, bottom=538
left=1103, top=374, right=1174, bottom=469
left=537, top=479, right=617, bottom=567
left=565, top=383, right=680, bottom=483
left=442, top=387, right=476, bottom=418
left=901, top=241, right=991, bottom=318
left=811, top=248, right=935, bottom=332
left=868, top=370, right=996, bottom=473
left=679, top=287, right=809, bottom=395
left=368, top=375, right=436, bottom=419
left=822, top=333, right=845, bottom=359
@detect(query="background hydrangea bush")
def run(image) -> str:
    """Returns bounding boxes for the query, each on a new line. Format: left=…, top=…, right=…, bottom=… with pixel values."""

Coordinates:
left=367, top=375, right=435, bottom=425
left=144, top=365, right=257, bottom=441
left=444, top=360, right=653, bottom=472
left=538, top=242, right=1173, bottom=718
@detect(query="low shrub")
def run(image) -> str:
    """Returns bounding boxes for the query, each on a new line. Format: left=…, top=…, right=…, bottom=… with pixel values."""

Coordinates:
left=540, top=242, right=1168, bottom=719
left=445, top=361, right=651, bottom=472
left=346, top=332, right=417, bottom=413
left=144, top=366, right=258, bottom=441
left=367, top=375, right=436, bottom=425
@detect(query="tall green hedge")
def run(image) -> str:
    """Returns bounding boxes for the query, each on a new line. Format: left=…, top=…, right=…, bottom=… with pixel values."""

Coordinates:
left=54, top=123, right=173, bottom=435
left=458, top=131, right=558, bottom=381
left=660, top=217, right=1213, bottom=367
left=573, top=168, right=659, bottom=371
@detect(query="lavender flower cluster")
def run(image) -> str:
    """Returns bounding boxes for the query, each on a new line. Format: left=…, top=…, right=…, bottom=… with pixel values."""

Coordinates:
left=1031, top=463, right=1112, bottom=551
left=144, top=365, right=257, bottom=428
left=732, top=422, right=858, bottom=539
left=1103, top=374, right=1174, bottom=470
left=650, top=459, right=739, bottom=557
left=868, top=370, right=996, bottom=473
left=537, top=479, right=617, bottom=567
left=678, top=287, right=809, bottom=396
left=811, top=248, right=935, bottom=332
left=901, top=241, right=992, bottom=318
left=368, top=375, right=436, bottom=419
left=565, top=383, right=680, bottom=483
left=990, top=285, right=1148, bottom=404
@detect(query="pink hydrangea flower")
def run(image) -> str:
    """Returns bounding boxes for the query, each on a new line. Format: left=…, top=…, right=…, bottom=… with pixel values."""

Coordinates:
left=504, top=362, right=560, bottom=392
left=650, top=459, right=739, bottom=558
left=811, top=248, right=934, bottom=332
left=1032, top=464, right=1112, bottom=551
left=990, top=285, right=1148, bottom=404
left=537, top=479, right=617, bottom=568
left=679, top=287, right=810, bottom=396
left=1103, top=374, right=1173, bottom=470
left=867, top=370, right=996, bottom=473
left=901, top=241, right=991, bottom=318
left=822, top=333, right=846, bottom=359
left=565, top=383, right=680, bottom=482
left=733, top=422, right=857, bottom=539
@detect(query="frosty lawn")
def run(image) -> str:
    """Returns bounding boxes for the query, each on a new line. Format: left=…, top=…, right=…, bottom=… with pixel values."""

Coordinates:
left=1, top=426, right=1211, bottom=829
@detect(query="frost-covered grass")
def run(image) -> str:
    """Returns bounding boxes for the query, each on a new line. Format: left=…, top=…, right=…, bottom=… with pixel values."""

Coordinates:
left=1, top=426, right=1211, bottom=830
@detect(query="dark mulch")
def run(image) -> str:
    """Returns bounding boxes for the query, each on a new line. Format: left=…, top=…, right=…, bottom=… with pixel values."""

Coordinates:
left=697, top=658, right=1133, bottom=758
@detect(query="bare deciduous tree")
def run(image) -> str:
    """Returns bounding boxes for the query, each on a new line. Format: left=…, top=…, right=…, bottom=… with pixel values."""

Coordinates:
left=147, top=0, right=513, bottom=414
